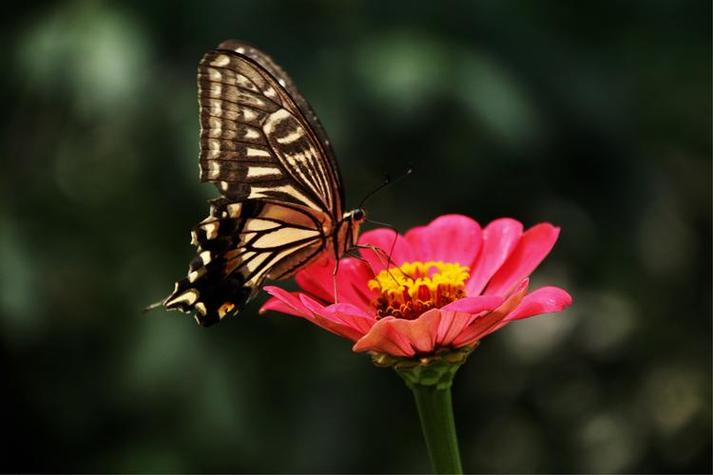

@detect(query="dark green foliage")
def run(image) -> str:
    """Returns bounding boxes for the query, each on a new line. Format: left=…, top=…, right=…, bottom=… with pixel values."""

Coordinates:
left=1, top=1, right=710, bottom=472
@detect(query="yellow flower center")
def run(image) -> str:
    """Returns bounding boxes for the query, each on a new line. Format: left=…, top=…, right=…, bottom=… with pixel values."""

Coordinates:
left=368, top=261, right=470, bottom=320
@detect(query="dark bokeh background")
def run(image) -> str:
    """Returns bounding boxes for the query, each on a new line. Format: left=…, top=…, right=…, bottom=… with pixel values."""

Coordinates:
left=2, top=1, right=711, bottom=473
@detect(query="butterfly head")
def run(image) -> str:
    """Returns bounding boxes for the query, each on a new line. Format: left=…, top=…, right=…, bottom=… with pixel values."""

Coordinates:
left=350, top=207, right=367, bottom=224
left=338, top=208, right=367, bottom=253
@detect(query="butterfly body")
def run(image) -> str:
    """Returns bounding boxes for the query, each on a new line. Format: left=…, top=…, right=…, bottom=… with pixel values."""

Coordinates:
left=163, top=41, right=364, bottom=326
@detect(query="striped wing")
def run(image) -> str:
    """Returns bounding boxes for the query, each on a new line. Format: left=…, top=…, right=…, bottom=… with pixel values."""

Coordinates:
left=216, top=39, right=344, bottom=204
left=164, top=198, right=329, bottom=326
left=198, top=45, right=343, bottom=217
left=163, top=41, right=347, bottom=325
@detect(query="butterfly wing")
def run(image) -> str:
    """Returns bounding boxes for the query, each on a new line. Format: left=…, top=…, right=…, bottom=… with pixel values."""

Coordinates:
left=163, top=42, right=344, bottom=325
left=164, top=198, right=328, bottom=326
left=197, top=47, right=343, bottom=217
left=216, top=39, right=345, bottom=208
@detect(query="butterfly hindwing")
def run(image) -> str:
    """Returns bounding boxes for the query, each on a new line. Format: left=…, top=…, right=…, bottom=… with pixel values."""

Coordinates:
left=164, top=198, right=330, bottom=326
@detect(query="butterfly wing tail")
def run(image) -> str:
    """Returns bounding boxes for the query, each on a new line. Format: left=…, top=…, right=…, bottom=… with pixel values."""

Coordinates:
left=162, top=199, right=263, bottom=325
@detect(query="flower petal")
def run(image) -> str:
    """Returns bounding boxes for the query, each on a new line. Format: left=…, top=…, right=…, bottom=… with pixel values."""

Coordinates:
left=506, top=286, right=572, bottom=321
left=260, top=296, right=300, bottom=316
left=303, top=299, right=376, bottom=336
left=452, top=279, right=529, bottom=347
left=298, top=294, right=366, bottom=342
left=353, top=309, right=443, bottom=357
left=260, top=286, right=311, bottom=318
left=293, top=255, right=333, bottom=302
left=294, top=255, right=373, bottom=311
left=441, top=295, right=504, bottom=313
left=436, top=311, right=478, bottom=347
left=261, top=288, right=365, bottom=342
left=484, top=223, right=560, bottom=296
left=404, top=214, right=482, bottom=266
left=358, top=228, right=415, bottom=273
left=435, top=295, right=504, bottom=346
left=466, top=218, right=523, bottom=296
left=352, top=317, right=416, bottom=357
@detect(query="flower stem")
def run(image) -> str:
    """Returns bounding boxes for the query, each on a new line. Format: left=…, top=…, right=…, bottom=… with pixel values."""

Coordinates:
left=390, top=347, right=473, bottom=474
left=410, top=383, right=463, bottom=474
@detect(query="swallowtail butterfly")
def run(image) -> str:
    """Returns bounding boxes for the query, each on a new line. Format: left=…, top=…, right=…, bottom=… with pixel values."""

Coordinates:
left=162, top=40, right=366, bottom=326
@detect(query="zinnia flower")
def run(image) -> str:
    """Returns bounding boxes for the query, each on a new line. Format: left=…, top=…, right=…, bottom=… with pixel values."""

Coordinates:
left=260, top=215, right=572, bottom=360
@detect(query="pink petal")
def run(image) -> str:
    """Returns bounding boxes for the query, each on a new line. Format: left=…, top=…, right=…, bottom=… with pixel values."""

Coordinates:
left=260, top=286, right=311, bottom=318
left=466, top=218, right=523, bottom=296
left=261, top=288, right=364, bottom=342
left=436, top=296, right=506, bottom=347
left=506, top=286, right=572, bottom=321
left=352, top=317, right=415, bottom=357
left=484, top=223, right=560, bottom=296
left=437, top=311, right=479, bottom=347
left=295, top=255, right=373, bottom=311
left=441, top=295, right=504, bottom=313
left=260, top=296, right=300, bottom=316
left=358, top=228, right=415, bottom=273
left=302, top=298, right=375, bottom=336
left=298, top=294, right=366, bottom=342
left=353, top=309, right=443, bottom=357
left=404, top=214, right=482, bottom=266
left=452, top=279, right=529, bottom=347
left=293, top=255, right=333, bottom=302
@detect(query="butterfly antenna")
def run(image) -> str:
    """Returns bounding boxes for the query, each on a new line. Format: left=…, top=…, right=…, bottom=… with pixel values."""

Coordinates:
left=358, top=165, right=414, bottom=209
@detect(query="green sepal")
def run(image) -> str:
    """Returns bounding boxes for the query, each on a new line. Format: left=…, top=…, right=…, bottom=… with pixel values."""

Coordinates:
left=369, top=344, right=477, bottom=390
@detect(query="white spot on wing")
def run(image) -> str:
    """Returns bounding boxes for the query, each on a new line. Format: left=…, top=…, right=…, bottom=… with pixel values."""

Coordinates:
left=227, top=203, right=242, bottom=217
left=276, top=129, right=304, bottom=144
left=207, top=161, right=220, bottom=179
left=247, top=166, right=281, bottom=178
left=244, top=128, right=261, bottom=140
left=166, top=289, right=198, bottom=306
left=208, top=68, right=222, bottom=81
left=188, top=268, right=206, bottom=283
left=202, top=222, right=219, bottom=240
left=247, top=148, right=271, bottom=158
left=211, top=54, right=230, bottom=67
left=243, top=109, right=257, bottom=121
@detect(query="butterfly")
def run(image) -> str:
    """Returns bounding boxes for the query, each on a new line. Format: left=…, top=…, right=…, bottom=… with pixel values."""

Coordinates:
left=162, top=40, right=366, bottom=326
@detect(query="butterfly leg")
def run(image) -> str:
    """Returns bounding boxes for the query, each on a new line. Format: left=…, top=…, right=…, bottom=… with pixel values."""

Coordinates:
left=344, top=248, right=377, bottom=274
left=351, top=243, right=408, bottom=285
left=331, top=257, right=341, bottom=304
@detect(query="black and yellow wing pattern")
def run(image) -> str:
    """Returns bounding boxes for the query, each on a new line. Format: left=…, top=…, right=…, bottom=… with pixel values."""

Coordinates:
left=163, top=41, right=350, bottom=326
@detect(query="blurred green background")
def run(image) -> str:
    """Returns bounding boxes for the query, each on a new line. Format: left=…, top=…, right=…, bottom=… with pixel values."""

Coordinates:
left=2, top=0, right=710, bottom=473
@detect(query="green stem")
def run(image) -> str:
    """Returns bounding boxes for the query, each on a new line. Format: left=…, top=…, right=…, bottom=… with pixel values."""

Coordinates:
left=391, top=348, right=472, bottom=474
left=411, top=383, right=463, bottom=474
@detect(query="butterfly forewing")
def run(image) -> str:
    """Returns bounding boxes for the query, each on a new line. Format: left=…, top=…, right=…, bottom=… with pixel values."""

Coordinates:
left=163, top=41, right=350, bottom=325
left=197, top=49, right=341, bottom=216
left=215, top=40, right=345, bottom=207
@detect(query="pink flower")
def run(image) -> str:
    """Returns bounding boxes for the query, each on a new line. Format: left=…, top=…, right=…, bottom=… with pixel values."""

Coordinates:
left=260, top=215, right=572, bottom=359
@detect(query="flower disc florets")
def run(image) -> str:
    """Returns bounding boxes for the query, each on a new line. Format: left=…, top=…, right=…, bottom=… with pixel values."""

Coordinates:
left=369, top=261, right=470, bottom=320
